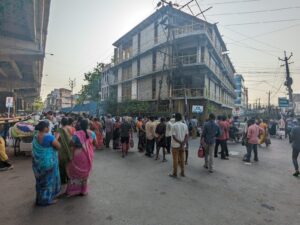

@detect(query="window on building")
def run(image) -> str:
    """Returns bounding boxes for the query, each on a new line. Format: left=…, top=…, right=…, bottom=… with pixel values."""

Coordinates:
left=122, top=81, right=132, bottom=101
left=154, top=21, right=158, bottom=44
left=138, top=32, right=141, bottom=53
left=122, top=40, right=133, bottom=60
left=122, top=64, right=132, bottom=81
left=137, top=58, right=140, bottom=76
left=178, top=47, right=197, bottom=65
left=152, top=76, right=156, bottom=99
left=201, top=46, right=205, bottom=63
left=114, top=48, right=118, bottom=64
left=152, top=50, right=157, bottom=71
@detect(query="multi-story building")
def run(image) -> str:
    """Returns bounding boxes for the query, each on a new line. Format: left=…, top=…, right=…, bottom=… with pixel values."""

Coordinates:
left=293, top=93, right=300, bottom=117
left=102, top=5, right=236, bottom=117
left=234, top=74, right=247, bottom=116
left=45, top=88, right=72, bottom=111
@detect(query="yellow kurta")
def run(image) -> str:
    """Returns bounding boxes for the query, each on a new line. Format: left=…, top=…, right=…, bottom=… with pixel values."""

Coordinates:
left=0, top=137, right=8, bottom=161
left=259, top=122, right=268, bottom=144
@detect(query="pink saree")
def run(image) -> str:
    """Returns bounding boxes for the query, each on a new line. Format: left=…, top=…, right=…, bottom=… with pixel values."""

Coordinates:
left=66, top=130, right=94, bottom=196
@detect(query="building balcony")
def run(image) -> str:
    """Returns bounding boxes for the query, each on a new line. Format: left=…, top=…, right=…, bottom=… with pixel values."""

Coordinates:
left=173, top=88, right=204, bottom=98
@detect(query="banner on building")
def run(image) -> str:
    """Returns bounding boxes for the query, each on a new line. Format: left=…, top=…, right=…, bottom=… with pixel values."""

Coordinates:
left=192, top=105, right=203, bottom=114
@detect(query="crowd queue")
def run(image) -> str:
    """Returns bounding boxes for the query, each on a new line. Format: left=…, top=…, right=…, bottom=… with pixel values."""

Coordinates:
left=0, top=110, right=299, bottom=206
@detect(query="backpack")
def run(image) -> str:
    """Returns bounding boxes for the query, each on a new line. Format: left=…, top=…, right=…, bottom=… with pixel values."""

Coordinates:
left=216, top=123, right=223, bottom=138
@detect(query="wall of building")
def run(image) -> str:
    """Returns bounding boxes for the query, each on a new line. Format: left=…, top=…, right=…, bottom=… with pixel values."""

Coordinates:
left=140, top=23, right=155, bottom=53
left=140, top=53, right=153, bottom=75
left=137, top=77, right=153, bottom=100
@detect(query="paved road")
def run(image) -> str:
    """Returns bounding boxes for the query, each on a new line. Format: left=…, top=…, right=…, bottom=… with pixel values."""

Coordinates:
left=1, top=136, right=299, bottom=225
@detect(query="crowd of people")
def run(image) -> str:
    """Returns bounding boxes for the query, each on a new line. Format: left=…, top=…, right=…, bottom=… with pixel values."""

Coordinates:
left=0, top=110, right=300, bottom=206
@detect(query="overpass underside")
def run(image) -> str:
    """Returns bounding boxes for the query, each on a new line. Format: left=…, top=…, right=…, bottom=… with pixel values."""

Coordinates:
left=0, top=0, right=51, bottom=113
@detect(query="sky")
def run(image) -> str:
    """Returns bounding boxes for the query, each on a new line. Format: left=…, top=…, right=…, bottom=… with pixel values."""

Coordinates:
left=42, top=0, right=300, bottom=106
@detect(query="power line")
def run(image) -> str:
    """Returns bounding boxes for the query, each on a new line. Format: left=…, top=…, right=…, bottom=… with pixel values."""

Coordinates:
left=224, top=18, right=300, bottom=26
left=225, top=37, right=278, bottom=57
left=207, top=6, right=300, bottom=16
left=222, top=26, right=284, bottom=52
left=202, top=0, right=261, bottom=5
left=226, top=23, right=300, bottom=45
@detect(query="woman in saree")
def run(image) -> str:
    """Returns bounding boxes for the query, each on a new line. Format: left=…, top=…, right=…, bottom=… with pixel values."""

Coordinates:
left=57, top=117, right=72, bottom=186
left=259, top=119, right=268, bottom=146
left=66, top=119, right=96, bottom=197
left=32, top=121, right=61, bottom=206
left=113, top=116, right=121, bottom=149
left=136, top=117, right=146, bottom=152
left=90, top=118, right=103, bottom=150
left=0, top=135, right=13, bottom=171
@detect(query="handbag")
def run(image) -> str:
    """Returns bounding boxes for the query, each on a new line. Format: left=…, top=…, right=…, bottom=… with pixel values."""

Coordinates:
left=129, top=139, right=134, bottom=148
left=198, top=145, right=205, bottom=158
left=266, top=138, right=271, bottom=145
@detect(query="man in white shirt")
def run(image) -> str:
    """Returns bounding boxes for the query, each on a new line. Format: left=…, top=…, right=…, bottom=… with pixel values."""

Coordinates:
left=145, top=116, right=155, bottom=157
left=165, top=117, right=173, bottom=154
left=169, top=113, right=188, bottom=178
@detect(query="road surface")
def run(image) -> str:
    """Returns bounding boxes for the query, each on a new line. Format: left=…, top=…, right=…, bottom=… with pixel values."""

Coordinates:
left=1, top=136, right=299, bottom=225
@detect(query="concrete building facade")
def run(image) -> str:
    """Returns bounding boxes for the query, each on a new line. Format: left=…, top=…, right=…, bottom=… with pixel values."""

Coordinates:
left=103, top=6, right=236, bottom=117
left=45, top=88, right=72, bottom=111
left=234, top=74, right=247, bottom=116
left=0, top=0, right=51, bottom=113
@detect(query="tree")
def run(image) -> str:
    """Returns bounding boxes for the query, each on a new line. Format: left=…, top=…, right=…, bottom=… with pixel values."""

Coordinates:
left=119, top=100, right=150, bottom=115
left=32, top=97, right=44, bottom=112
left=78, top=63, right=104, bottom=104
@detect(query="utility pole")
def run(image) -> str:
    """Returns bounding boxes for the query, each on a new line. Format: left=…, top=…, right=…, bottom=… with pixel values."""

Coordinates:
left=267, top=91, right=271, bottom=116
left=69, top=78, right=76, bottom=108
left=279, top=51, right=294, bottom=113
left=258, top=98, right=261, bottom=109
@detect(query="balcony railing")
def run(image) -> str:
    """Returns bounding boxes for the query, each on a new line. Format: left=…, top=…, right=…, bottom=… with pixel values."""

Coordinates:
left=173, top=54, right=198, bottom=66
left=174, top=23, right=205, bottom=36
left=173, top=88, right=204, bottom=98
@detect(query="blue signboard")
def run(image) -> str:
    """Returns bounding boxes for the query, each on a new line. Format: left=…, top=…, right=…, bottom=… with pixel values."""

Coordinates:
left=278, top=97, right=289, bottom=108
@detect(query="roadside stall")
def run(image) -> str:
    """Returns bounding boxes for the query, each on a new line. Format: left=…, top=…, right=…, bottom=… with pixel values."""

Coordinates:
left=10, top=120, right=36, bottom=156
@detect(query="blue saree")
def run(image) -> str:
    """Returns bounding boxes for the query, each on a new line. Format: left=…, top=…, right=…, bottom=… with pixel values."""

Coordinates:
left=32, top=135, right=61, bottom=206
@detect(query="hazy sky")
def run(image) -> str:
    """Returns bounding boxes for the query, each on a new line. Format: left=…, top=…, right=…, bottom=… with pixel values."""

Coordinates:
left=42, top=0, right=300, bottom=105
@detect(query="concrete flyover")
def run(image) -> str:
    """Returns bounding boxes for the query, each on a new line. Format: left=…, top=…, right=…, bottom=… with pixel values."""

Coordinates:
left=0, top=0, right=51, bottom=113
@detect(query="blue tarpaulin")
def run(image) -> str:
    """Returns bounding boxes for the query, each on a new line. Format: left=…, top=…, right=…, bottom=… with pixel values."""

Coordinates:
left=61, top=101, right=104, bottom=116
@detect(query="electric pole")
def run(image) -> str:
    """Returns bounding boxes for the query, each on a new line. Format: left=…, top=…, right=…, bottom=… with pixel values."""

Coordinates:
left=279, top=51, right=294, bottom=113
left=267, top=91, right=271, bottom=116
left=69, top=78, right=76, bottom=108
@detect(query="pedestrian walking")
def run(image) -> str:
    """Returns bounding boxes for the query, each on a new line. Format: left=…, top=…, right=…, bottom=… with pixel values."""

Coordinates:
left=214, top=116, right=228, bottom=160
left=190, top=116, right=198, bottom=139
left=224, top=116, right=230, bottom=157
left=113, top=116, right=121, bottom=149
left=155, top=117, right=167, bottom=162
left=66, top=119, right=96, bottom=197
left=105, top=114, right=113, bottom=148
left=214, top=115, right=222, bottom=158
left=145, top=116, right=155, bottom=157
left=169, top=113, right=188, bottom=178
left=90, top=118, right=104, bottom=150
left=32, top=121, right=61, bottom=206
left=243, top=119, right=263, bottom=163
left=136, top=117, right=146, bottom=152
left=0, top=129, right=13, bottom=171
left=120, top=117, right=132, bottom=158
left=201, top=113, right=220, bottom=173
left=165, top=117, right=172, bottom=154
left=57, top=117, right=72, bottom=186
left=290, top=118, right=300, bottom=177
